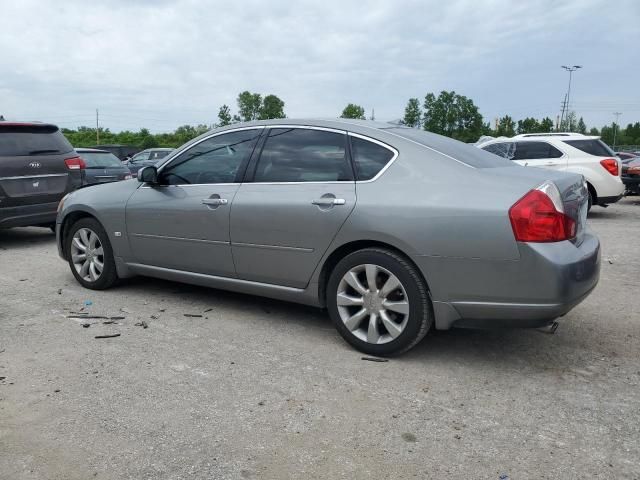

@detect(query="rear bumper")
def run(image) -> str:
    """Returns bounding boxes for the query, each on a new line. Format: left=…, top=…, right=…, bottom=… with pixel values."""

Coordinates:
left=598, top=193, right=624, bottom=205
left=0, top=202, right=58, bottom=228
left=414, top=232, right=601, bottom=330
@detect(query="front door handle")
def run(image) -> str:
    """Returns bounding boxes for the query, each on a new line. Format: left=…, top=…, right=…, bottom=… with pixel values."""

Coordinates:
left=312, top=198, right=346, bottom=206
left=202, top=197, right=228, bottom=207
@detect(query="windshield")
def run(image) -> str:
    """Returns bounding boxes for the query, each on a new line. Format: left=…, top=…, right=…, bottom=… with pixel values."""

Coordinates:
left=78, top=151, right=123, bottom=168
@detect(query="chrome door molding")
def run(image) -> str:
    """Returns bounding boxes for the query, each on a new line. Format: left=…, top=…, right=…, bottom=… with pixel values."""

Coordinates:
left=347, top=132, right=399, bottom=183
left=0, top=173, right=68, bottom=181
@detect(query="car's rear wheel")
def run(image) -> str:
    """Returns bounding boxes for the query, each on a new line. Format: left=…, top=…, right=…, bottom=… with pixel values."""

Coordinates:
left=327, top=248, right=432, bottom=356
left=66, top=218, right=118, bottom=290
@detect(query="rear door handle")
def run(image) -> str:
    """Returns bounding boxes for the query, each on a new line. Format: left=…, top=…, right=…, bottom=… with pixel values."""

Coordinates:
left=202, top=198, right=228, bottom=206
left=312, top=198, right=346, bottom=206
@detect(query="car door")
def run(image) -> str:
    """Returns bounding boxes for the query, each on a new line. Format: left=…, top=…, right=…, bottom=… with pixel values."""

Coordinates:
left=230, top=127, right=356, bottom=289
left=512, top=141, right=567, bottom=170
left=125, top=128, right=263, bottom=277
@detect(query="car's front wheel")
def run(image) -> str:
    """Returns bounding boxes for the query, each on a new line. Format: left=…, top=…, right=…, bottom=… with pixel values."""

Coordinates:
left=66, top=218, right=118, bottom=290
left=327, top=248, right=432, bottom=356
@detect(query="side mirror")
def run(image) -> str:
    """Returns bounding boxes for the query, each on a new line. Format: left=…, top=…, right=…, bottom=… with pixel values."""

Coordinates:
left=138, top=166, right=158, bottom=184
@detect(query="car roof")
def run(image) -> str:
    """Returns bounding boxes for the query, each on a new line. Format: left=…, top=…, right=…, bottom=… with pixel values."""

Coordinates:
left=0, top=121, right=59, bottom=129
left=480, top=133, right=600, bottom=145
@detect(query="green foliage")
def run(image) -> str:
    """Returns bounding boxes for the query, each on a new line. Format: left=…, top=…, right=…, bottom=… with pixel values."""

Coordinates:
left=340, top=103, right=366, bottom=120
left=422, top=91, right=483, bottom=142
left=540, top=117, right=554, bottom=132
left=589, top=127, right=600, bottom=136
left=560, top=111, right=577, bottom=132
left=260, top=94, right=286, bottom=120
left=496, top=115, right=516, bottom=137
left=516, top=117, right=541, bottom=134
left=62, top=124, right=211, bottom=149
left=577, top=117, right=587, bottom=134
left=218, top=104, right=232, bottom=126
left=237, top=91, right=263, bottom=122
left=403, top=98, right=421, bottom=127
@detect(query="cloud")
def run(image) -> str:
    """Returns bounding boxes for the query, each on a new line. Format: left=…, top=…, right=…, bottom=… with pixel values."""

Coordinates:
left=0, top=0, right=638, bottom=131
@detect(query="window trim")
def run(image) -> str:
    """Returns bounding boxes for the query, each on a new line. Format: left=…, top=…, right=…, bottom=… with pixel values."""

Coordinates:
left=348, top=132, right=399, bottom=183
left=246, top=125, right=354, bottom=185
left=151, top=126, right=265, bottom=186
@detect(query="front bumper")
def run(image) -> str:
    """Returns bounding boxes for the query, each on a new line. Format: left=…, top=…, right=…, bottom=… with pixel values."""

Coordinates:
left=413, top=232, right=601, bottom=330
left=0, top=202, right=58, bottom=229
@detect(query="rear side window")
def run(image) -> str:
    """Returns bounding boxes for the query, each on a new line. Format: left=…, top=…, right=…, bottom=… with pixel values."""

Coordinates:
left=350, top=136, right=395, bottom=180
left=0, top=125, right=73, bottom=156
left=563, top=139, right=614, bottom=157
left=254, top=128, right=351, bottom=182
left=513, top=141, right=563, bottom=160
left=482, top=142, right=515, bottom=159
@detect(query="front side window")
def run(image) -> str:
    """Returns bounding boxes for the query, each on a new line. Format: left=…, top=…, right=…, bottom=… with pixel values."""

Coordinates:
left=253, top=128, right=351, bottom=182
left=350, top=136, right=395, bottom=180
left=131, top=151, right=150, bottom=163
left=161, top=129, right=261, bottom=185
left=513, top=141, right=563, bottom=160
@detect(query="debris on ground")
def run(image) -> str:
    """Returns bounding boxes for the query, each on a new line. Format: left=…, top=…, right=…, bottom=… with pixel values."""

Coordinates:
left=19, top=278, right=28, bottom=281
left=184, top=314, right=203, bottom=318
left=57, top=288, right=62, bottom=295
left=204, top=308, right=213, bottom=313
left=401, top=432, right=417, bottom=442
left=84, top=300, right=93, bottom=306
left=361, top=357, right=389, bottom=363
left=102, top=320, right=117, bottom=325
left=134, top=321, right=149, bottom=329
left=68, top=315, right=108, bottom=319
left=94, top=334, right=121, bottom=339
left=150, top=315, right=158, bottom=319
left=81, top=323, right=91, bottom=328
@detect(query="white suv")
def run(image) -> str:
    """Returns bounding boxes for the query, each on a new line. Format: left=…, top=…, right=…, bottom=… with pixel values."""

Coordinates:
left=477, top=133, right=624, bottom=209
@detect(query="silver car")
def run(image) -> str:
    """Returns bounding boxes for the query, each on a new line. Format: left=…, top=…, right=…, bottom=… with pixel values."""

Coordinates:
left=56, top=119, right=600, bottom=356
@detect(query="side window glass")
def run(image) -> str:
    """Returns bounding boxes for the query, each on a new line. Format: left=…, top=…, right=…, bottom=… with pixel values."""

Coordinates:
left=350, top=136, right=395, bottom=180
left=161, top=129, right=260, bottom=185
left=483, top=142, right=515, bottom=160
left=254, top=128, right=350, bottom=182
left=132, top=152, right=150, bottom=163
left=514, top=142, right=563, bottom=160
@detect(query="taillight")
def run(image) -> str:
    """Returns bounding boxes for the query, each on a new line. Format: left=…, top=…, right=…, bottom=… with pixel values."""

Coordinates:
left=600, top=158, right=619, bottom=176
left=628, top=166, right=640, bottom=175
left=509, top=184, right=576, bottom=242
left=64, top=156, right=86, bottom=170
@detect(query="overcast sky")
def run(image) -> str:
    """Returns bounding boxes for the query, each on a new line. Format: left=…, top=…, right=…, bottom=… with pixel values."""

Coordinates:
left=1, top=0, right=638, bottom=133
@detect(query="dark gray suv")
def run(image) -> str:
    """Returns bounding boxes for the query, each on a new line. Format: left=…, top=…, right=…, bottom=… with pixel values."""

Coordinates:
left=0, top=122, right=82, bottom=229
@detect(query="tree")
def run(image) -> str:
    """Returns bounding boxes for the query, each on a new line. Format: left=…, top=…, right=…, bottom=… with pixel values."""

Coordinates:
left=422, top=91, right=483, bottom=142
left=589, top=127, right=600, bottom=136
left=237, top=91, right=262, bottom=122
left=403, top=98, right=421, bottom=127
left=577, top=117, right=587, bottom=134
left=340, top=103, right=366, bottom=120
left=516, top=117, right=540, bottom=134
left=218, top=104, right=232, bottom=126
left=561, top=111, right=577, bottom=132
left=540, top=117, right=554, bottom=132
left=496, top=115, right=516, bottom=137
left=259, top=94, right=286, bottom=120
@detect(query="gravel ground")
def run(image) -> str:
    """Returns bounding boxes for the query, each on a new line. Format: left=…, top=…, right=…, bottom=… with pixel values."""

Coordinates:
left=1, top=197, right=639, bottom=480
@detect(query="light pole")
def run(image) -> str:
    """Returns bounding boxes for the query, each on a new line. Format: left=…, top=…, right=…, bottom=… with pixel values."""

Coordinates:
left=560, top=65, right=582, bottom=130
left=613, top=112, right=622, bottom=149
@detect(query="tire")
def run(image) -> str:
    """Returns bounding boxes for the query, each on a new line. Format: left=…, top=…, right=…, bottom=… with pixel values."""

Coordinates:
left=326, top=248, right=432, bottom=356
left=65, top=217, right=118, bottom=290
left=587, top=190, right=593, bottom=211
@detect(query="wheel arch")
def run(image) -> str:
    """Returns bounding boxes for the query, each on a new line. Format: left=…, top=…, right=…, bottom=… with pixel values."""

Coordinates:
left=59, top=210, right=99, bottom=260
left=316, top=239, right=431, bottom=307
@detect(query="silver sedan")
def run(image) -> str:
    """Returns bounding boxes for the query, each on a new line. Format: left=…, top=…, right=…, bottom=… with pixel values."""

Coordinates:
left=56, top=119, right=600, bottom=356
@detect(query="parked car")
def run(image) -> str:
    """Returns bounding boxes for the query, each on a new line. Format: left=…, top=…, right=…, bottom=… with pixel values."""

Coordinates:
left=124, top=148, right=174, bottom=174
left=478, top=133, right=624, bottom=209
left=1, top=122, right=83, bottom=230
left=56, top=119, right=600, bottom=356
left=93, top=144, right=141, bottom=161
left=75, top=148, right=132, bottom=186
left=615, top=152, right=638, bottom=162
left=622, top=157, right=640, bottom=195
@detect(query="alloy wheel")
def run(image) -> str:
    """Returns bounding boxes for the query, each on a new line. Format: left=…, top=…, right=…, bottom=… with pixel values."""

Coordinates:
left=71, top=228, right=104, bottom=282
left=336, top=263, right=410, bottom=344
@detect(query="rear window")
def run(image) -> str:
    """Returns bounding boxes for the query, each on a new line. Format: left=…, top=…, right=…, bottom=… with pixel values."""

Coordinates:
left=563, top=139, right=614, bottom=157
left=77, top=152, right=123, bottom=168
left=387, top=128, right=513, bottom=168
left=0, top=125, right=73, bottom=157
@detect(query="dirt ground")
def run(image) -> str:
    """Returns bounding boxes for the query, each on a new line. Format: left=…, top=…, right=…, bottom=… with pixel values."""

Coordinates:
left=1, top=197, right=639, bottom=479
